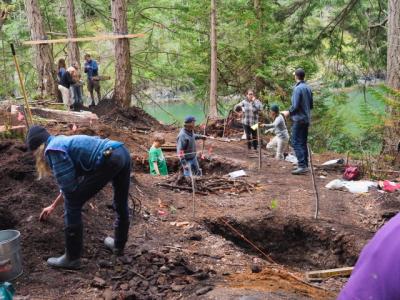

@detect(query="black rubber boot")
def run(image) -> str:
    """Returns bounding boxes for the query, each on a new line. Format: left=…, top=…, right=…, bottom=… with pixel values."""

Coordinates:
left=47, top=224, right=83, bottom=269
left=104, top=222, right=129, bottom=256
left=73, top=102, right=80, bottom=112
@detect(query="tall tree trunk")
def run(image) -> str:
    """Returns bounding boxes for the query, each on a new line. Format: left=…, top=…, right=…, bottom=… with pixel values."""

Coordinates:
left=383, top=0, right=400, bottom=163
left=111, top=0, right=132, bottom=107
left=0, top=9, right=7, bottom=31
left=209, top=0, right=218, bottom=118
left=24, top=0, right=57, bottom=97
left=66, top=0, right=80, bottom=67
left=253, top=0, right=266, bottom=94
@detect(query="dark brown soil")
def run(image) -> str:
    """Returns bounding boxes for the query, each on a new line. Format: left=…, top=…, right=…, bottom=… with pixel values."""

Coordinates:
left=1, top=110, right=399, bottom=299
left=0, top=140, right=213, bottom=299
left=205, top=214, right=372, bottom=270
left=90, top=99, right=166, bottom=130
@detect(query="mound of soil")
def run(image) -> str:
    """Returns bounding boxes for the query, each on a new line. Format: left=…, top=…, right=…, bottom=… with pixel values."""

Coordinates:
left=91, top=99, right=164, bottom=130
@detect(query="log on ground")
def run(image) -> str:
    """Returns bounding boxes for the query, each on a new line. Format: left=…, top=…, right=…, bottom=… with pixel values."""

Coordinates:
left=31, top=107, right=99, bottom=125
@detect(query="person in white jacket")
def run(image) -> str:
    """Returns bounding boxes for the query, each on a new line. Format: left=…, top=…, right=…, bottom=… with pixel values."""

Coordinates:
left=262, top=104, right=289, bottom=160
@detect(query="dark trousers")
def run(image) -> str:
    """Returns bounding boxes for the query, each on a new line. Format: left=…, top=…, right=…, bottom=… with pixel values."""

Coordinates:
left=244, top=124, right=258, bottom=150
left=72, top=85, right=82, bottom=104
left=291, top=122, right=309, bottom=168
left=182, top=157, right=201, bottom=177
left=63, top=146, right=131, bottom=240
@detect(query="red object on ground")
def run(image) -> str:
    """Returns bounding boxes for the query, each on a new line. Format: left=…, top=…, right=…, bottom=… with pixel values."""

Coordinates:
left=343, top=166, right=360, bottom=181
left=382, top=180, right=400, bottom=193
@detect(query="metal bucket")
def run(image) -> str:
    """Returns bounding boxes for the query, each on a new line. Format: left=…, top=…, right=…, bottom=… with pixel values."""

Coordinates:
left=0, top=230, right=22, bottom=282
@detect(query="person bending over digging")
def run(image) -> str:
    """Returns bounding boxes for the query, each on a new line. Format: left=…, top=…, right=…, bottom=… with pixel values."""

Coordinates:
left=176, top=116, right=206, bottom=176
left=262, top=104, right=289, bottom=160
left=234, top=89, right=263, bottom=153
left=149, top=134, right=168, bottom=176
left=26, top=125, right=131, bottom=269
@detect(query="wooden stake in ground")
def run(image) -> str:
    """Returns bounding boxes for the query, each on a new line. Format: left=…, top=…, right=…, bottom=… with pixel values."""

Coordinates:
left=257, top=122, right=262, bottom=170
left=10, top=44, right=33, bottom=127
left=308, top=144, right=320, bottom=219
left=201, top=115, right=210, bottom=155
left=188, top=167, right=196, bottom=218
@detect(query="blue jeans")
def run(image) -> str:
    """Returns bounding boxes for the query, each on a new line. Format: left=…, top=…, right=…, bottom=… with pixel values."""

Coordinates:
left=182, top=157, right=201, bottom=176
left=72, top=84, right=82, bottom=104
left=63, top=146, right=131, bottom=232
left=291, top=122, right=309, bottom=168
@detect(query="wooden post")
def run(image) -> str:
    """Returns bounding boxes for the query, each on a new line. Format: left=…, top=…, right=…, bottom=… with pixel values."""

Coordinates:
left=222, top=117, right=227, bottom=138
left=10, top=44, right=33, bottom=127
left=201, top=115, right=210, bottom=155
left=257, top=122, right=262, bottom=170
left=308, top=144, right=320, bottom=219
left=189, top=167, right=196, bottom=218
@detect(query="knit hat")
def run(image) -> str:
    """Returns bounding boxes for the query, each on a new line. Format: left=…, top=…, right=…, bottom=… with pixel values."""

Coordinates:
left=270, top=104, right=279, bottom=113
left=184, top=115, right=196, bottom=124
left=26, top=125, right=50, bottom=151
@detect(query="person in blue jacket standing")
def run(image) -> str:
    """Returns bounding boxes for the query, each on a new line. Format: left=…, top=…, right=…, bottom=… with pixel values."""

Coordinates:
left=176, top=116, right=206, bottom=176
left=84, top=54, right=101, bottom=107
left=283, top=68, right=313, bottom=175
left=26, top=126, right=131, bottom=269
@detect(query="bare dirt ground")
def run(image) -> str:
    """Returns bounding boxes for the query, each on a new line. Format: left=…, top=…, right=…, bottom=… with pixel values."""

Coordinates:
left=1, top=104, right=399, bottom=299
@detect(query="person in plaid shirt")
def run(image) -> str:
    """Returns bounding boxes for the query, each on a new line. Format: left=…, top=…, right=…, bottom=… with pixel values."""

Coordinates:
left=234, top=89, right=263, bottom=151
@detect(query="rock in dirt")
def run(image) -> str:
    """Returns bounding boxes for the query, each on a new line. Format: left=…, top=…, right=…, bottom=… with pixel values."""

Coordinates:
left=171, top=283, right=185, bottom=292
left=195, top=286, right=213, bottom=296
left=92, top=276, right=107, bottom=288
left=188, top=233, right=202, bottom=241
left=193, top=271, right=210, bottom=280
left=102, top=289, right=113, bottom=300
left=251, top=264, right=262, bottom=273
left=160, top=265, right=170, bottom=273
left=98, top=259, right=113, bottom=268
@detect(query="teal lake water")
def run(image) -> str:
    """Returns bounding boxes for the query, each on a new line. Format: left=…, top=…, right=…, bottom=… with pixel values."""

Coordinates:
left=143, top=102, right=231, bottom=124
left=143, top=88, right=385, bottom=135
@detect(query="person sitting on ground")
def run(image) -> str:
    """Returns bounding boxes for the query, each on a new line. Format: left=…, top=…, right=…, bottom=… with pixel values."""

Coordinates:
left=234, top=89, right=263, bottom=152
left=338, top=212, right=400, bottom=300
left=84, top=54, right=101, bottom=107
left=149, top=134, right=168, bottom=176
left=26, top=125, right=132, bottom=270
left=177, top=116, right=206, bottom=176
left=71, top=62, right=83, bottom=111
left=58, top=66, right=76, bottom=110
left=262, top=104, right=289, bottom=160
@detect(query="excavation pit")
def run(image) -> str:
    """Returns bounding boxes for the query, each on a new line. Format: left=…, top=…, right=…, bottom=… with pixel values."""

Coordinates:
left=205, top=215, right=372, bottom=270
left=133, top=154, right=242, bottom=176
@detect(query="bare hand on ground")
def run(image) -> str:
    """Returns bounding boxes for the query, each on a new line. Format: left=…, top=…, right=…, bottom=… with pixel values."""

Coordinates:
left=39, top=205, right=55, bottom=221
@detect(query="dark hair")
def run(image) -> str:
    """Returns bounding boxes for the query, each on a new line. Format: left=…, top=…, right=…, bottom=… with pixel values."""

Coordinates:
left=84, top=53, right=91, bottom=59
left=246, top=88, right=255, bottom=95
left=57, top=58, right=66, bottom=70
left=295, top=68, right=305, bottom=80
